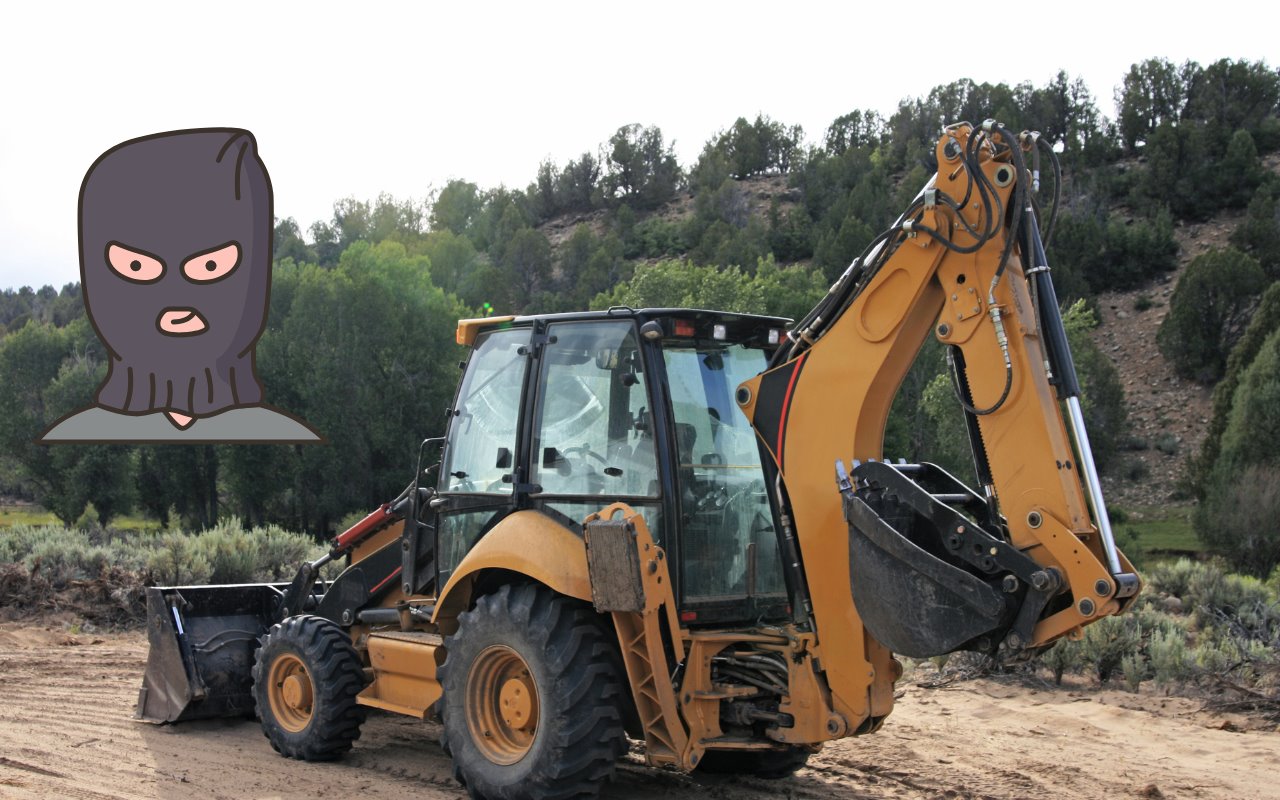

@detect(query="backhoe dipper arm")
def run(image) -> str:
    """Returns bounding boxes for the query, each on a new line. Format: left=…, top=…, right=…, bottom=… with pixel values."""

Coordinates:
left=736, top=122, right=1139, bottom=729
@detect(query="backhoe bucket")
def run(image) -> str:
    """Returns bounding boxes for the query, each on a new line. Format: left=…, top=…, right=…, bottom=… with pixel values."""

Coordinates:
left=135, top=584, right=284, bottom=723
left=838, top=461, right=1037, bottom=659
left=844, top=494, right=1009, bottom=657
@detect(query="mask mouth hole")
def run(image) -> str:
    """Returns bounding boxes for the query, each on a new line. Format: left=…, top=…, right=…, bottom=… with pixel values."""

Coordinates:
left=157, top=307, right=209, bottom=336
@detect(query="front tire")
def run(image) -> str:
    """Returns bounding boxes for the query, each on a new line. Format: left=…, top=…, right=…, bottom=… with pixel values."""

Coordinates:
left=252, top=614, right=367, bottom=761
left=440, top=583, right=627, bottom=799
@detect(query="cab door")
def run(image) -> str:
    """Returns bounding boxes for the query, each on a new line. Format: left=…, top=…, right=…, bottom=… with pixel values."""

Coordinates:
left=525, top=320, right=665, bottom=547
left=434, top=325, right=532, bottom=589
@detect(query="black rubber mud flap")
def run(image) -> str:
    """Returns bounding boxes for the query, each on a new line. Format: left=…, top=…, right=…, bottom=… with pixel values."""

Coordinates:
left=844, top=494, right=1008, bottom=658
left=136, top=584, right=284, bottom=723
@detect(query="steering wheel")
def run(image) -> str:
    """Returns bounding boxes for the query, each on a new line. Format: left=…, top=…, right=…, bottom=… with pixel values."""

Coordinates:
left=555, top=445, right=609, bottom=493
left=561, top=445, right=608, bottom=469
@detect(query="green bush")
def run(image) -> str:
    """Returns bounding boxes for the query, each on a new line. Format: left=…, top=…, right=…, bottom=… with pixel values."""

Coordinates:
left=252, top=524, right=318, bottom=581
left=199, top=518, right=259, bottom=584
left=1208, top=313, right=1280, bottom=481
left=1146, top=557, right=1201, bottom=599
left=1121, top=652, right=1145, bottom=692
left=1078, top=614, right=1142, bottom=684
left=1147, top=627, right=1191, bottom=686
left=1155, top=433, right=1180, bottom=455
left=1230, top=184, right=1280, bottom=280
left=27, top=536, right=112, bottom=585
left=1158, top=248, right=1268, bottom=383
left=1051, top=209, right=1179, bottom=293
left=1032, top=559, right=1277, bottom=692
left=1122, top=458, right=1150, bottom=481
left=187, top=518, right=310, bottom=583
left=1192, top=627, right=1242, bottom=674
left=1188, top=282, right=1280, bottom=496
left=1197, top=328, right=1280, bottom=575
left=146, top=532, right=213, bottom=586
left=626, top=217, right=685, bottom=259
left=1041, top=639, right=1082, bottom=685
left=1, top=520, right=324, bottom=590
left=0, top=524, right=52, bottom=564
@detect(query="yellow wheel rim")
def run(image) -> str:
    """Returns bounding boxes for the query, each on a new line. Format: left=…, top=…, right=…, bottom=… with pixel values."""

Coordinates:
left=267, top=652, right=314, bottom=733
left=465, top=645, right=540, bottom=765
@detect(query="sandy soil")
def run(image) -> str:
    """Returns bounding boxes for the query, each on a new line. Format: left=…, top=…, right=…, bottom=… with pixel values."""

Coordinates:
left=1, top=620, right=1277, bottom=800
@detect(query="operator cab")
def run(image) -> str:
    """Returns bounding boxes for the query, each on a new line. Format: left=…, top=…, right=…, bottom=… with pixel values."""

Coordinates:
left=435, top=308, right=792, bottom=625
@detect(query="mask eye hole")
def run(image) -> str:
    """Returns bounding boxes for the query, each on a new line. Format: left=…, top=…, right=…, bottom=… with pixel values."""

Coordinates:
left=106, top=243, right=165, bottom=283
left=183, top=242, right=240, bottom=283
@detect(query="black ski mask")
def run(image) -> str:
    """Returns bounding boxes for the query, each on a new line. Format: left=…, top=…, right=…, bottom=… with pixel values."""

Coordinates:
left=80, top=129, right=272, bottom=417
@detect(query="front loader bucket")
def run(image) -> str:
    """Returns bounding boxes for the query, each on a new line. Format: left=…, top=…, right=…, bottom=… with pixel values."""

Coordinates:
left=136, top=584, right=285, bottom=723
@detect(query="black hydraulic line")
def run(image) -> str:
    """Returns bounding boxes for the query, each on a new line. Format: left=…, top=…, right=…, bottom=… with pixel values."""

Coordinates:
left=1037, top=136, right=1062, bottom=247
left=1025, top=215, right=1082, bottom=400
left=769, top=217, right=906, bottom=369
left=910, top=137, right=1001, bottom=255
left=948, top=338, right=1013, bottom=416
left=987, top=123, right=1026, bottom=289
left=772, top=473, right=815, bottom=629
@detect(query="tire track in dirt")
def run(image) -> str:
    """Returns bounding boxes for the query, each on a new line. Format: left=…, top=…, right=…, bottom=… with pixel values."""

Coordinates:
left=2, top=625, right=1278, bottom=800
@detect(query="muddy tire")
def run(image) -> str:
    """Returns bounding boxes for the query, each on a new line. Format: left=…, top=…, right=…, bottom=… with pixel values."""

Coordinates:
left=439, top=583, right=627, bottom=799
left=695, top=746, right=812, bottom=779
left=252, top=614, right=367, bottom=761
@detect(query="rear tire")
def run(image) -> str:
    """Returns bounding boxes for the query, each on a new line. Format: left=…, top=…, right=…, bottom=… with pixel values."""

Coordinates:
left=695, top=746, right=812, bottom=779
left=252, top=614, right=367, bottom=761
left=439, top=583, right=627, bottom=800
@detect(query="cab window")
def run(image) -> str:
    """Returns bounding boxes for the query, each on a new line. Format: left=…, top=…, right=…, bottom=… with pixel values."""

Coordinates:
left=531, top=321, right=659, bottom=499
left=441, top=327, right=529, bottom=494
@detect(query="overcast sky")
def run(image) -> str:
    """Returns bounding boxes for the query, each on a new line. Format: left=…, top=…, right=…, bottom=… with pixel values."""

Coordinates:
left=2, top=1, right=1274, bottom=291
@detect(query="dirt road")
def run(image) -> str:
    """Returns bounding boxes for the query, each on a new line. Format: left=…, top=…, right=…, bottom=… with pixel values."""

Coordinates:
left=1, top=621, right=1276, bottom=800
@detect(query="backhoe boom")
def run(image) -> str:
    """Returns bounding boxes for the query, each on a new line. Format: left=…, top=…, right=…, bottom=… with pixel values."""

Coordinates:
left=738, top=121, right=1139, bottom=729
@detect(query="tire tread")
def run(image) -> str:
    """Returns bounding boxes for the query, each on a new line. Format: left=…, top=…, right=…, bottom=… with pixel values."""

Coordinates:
left=251, top=614, right=367, bottom=762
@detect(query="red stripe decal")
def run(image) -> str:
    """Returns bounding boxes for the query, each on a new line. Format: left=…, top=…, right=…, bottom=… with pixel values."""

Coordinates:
left=776, top=353, right=808, bottom=470
left=371, top=566, right=403, bottom=595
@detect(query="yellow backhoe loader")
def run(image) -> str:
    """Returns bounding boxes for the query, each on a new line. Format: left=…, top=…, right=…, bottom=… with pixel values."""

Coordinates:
left=137, top=121, right=1139, bottom=799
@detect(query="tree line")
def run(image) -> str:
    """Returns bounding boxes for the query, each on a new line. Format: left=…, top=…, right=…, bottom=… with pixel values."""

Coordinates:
left=0, top=56, right=1277, bottom=551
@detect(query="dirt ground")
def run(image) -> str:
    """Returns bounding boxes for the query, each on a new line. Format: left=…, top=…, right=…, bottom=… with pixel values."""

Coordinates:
left=1, top=620, right=1277, bottom=800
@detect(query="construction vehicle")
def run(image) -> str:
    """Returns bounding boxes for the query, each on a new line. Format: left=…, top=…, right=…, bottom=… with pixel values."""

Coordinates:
left=137, top=121, right=1140, bottom=798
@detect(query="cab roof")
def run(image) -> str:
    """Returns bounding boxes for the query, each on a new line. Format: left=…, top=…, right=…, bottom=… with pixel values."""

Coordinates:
left=456, top=307, right=792, bottom=347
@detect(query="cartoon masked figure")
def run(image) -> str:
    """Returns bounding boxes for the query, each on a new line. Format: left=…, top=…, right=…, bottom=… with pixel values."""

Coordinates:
left=41, top=129, right=318, bottom=442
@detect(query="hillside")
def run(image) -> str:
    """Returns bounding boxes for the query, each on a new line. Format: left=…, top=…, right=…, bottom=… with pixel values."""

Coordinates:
left=1090, top=213, right=1238, bottom=506
left=532, top=153, right=1280, bottom=514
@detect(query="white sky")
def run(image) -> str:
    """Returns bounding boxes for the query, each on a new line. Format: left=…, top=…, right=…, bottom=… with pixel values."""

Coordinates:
left=1, top=1, right=1274, bottom=291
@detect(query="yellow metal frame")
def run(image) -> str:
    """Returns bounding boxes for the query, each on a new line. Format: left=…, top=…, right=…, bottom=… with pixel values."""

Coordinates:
left=432, top=510, right=594, bottom=629
left=586, top=503, right=843, bottom=770
left=738, top=124, right=1135, bottom=731
left=357, top=631, right=444, bottom=718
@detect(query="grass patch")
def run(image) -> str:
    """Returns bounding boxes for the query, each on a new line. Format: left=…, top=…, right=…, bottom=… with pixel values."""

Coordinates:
left=0, top=505, right=58, bottom=528
left=1114, top=503, right=1201, bottom=558
left=0, top=504, right=162, bottom=531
